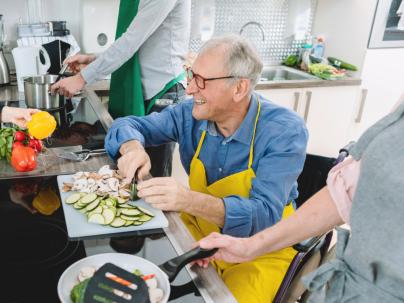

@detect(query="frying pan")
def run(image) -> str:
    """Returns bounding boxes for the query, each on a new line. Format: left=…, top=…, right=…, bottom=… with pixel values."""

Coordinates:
left=58, top=247, right=217, bottom=303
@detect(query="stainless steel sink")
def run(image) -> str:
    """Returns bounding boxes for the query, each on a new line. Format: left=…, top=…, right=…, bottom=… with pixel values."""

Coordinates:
left=259, top=66, right=318, bottom=82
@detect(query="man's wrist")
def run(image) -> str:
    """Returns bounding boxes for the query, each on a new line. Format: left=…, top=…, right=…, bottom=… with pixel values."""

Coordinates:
left=119, top=140, right=144, bottom=155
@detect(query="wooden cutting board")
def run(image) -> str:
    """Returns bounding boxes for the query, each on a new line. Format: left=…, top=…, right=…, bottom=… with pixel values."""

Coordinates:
left=57, top=174, right=169, bottom=240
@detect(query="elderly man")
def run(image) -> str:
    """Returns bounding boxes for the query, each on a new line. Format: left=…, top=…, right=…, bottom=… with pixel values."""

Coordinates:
left=105, top=34, right=308, bottom=303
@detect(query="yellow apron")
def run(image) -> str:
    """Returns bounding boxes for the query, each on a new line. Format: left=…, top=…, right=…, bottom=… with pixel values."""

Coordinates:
left=181, top=99, right=297, bottom=303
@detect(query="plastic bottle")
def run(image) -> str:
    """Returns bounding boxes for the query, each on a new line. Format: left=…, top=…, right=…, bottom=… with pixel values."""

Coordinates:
left=299, top=36, right=313, bottom=71
left=312, top=35, right=325, bottom=58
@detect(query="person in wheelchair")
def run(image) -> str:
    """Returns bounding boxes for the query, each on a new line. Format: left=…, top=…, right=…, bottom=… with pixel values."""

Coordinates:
left=197, top=97, right=404, bottom=302
left=105, top=34, right=309, bottom=303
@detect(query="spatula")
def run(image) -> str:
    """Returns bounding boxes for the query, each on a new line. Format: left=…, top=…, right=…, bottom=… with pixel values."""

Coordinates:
left=84, top=262, right=151, bottom=303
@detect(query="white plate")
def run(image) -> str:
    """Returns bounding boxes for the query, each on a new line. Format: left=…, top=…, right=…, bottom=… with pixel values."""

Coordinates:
left=58, top=252, right=170, bottom=303
left=57, top=174, right=169, bottom=239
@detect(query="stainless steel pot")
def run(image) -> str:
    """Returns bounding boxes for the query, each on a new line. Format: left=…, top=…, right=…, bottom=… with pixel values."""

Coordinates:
left=24, top=74, right=63, bottom=109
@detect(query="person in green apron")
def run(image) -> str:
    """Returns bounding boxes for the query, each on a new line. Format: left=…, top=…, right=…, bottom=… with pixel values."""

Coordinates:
left=104, top=35, right=309, bottom=302
left=50, top=0, right=190, bottom=177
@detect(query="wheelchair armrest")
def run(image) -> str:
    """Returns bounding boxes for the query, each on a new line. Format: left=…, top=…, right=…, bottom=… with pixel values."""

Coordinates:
left=293, top=236, right=322, bottom=253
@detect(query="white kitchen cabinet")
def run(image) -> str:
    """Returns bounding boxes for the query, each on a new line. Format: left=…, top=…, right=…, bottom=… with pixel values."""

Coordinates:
left=256, top=89, right=303, bottom=116
left=348, top=49, right=404, bottom=142
left=257, top=86, right=359, bottom=157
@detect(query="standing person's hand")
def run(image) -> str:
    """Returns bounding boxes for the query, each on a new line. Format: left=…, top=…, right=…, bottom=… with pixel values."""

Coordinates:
left=63, top=54, right=96, bottom=73
left=1, top=107, right=40, bottom=128
left=195, top=232, right=257, bottom=267
left=118, top=140, right=152, bottom=183
left=137, top=177, right=190, bottom=211
left=50, top=73, right=86, bottom=98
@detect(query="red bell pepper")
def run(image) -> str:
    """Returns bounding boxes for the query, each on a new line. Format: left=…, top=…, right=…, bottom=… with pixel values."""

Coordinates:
left=11, top=146, right=37, bottom=172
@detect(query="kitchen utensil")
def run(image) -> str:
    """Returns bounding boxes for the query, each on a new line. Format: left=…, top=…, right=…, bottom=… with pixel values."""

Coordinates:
left=56, top=148, right=106, bottom=161
left=24, top=74, right=63, bottom=109
left=0, top=49, right=10, bottom=85
left=56, top=174, right=169, bottom=239
left=58, top=248, right=218, bottom=303
left=0, top=15, right=10, bottom=85
left=130, top=172, right=152, bottom=200
left=12, top=45, right=51, bottom=92
left=54, top=63, right=69, bottom=83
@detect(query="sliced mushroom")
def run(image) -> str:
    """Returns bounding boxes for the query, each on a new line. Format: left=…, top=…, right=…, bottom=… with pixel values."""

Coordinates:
left=98, top=165, right=113, bottom=178
left=119, top=189, right=131, bottom=199
left=107, top=178, right=119, bottom=192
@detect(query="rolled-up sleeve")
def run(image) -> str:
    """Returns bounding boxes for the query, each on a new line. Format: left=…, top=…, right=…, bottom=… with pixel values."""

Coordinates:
left=104, top=103, right=186, bottom=159
left=222, top=124, right=308, bottom=237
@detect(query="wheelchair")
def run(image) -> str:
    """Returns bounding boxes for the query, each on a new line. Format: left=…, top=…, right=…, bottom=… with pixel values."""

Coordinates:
left=273, top=144, right=353, bottom=303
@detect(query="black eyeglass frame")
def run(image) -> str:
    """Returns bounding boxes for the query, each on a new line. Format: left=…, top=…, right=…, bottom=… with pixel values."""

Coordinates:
left=185, top=66, right=236, bottom=89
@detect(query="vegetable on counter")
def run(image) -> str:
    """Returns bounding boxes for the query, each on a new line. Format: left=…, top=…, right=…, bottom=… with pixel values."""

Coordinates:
left=308, top=63, right=346, bottom=80
left=10, top=145, right=37, bottom=172
left=27, top=111, right=57, bottom=140
left=282, top=54, right=299, bottom=67
left=327, top=57, right=358, bottom=71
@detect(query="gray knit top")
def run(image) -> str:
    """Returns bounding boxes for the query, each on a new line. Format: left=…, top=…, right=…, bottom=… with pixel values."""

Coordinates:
left=304, top=101, right=404, bottom=302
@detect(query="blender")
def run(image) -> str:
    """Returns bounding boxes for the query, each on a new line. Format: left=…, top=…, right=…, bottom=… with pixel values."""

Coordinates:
left=0, top=15, right=10, bottom=85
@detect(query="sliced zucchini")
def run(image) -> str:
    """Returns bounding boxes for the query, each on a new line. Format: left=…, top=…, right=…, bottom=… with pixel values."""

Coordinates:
left=120, top=208, right=141, bottom=216
left=117, top=204, right=136, bottom=209
left=80, top=193, right=98, bottom=204
left=116, top=197, right=128, bottom=204
left=102, top=208, right=116, bottom=225
left=73, top=201, right=86, bottom=209
left=85, top=198, right=101, bottom=212
left=124, top=220, right=134, bottom=226
left=120, top=214, right=140, bottom=221
left=138, top=214, right=152, bottom=222
left=133, top=221, right=143, bottom=226
left=87, top=206, right=103, bottom=218
left=66, top=193, right=82, bottom=204
left=79, top=208, right=88, bottom=214
left=110, top=217, right=126, bottom=228
left=105, top=198, right=116, bottom=207
left=88, top=213, right=105, bottom=225
left=137, top=206, right=155, bottom=217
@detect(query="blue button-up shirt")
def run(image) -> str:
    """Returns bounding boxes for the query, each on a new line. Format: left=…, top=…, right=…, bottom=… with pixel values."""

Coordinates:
left=105, top=93, right=308, bottom=237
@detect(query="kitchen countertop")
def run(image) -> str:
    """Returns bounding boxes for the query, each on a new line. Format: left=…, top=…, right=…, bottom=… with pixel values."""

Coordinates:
left=0, top=82, right=236, bottom=303
left=84, top=76, right=362, bottom=92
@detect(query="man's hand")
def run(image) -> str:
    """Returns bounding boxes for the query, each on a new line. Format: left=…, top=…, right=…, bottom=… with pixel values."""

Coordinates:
left=1, top=107, right=39, bottom=128
left=118, top=140, right=151, bottom=182
left=63, top=53, right=96, bottom=73
left=137, top=177, right=190, bottom=212
left=194, top=232, right=256, bottom=267
left=50, top=73, right=86, bottom=98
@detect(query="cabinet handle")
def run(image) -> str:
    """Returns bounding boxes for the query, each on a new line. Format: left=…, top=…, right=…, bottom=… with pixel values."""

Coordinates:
left=293, top=92, right=300, bottom=112
left=303, top=90, right=312, bottom=122
left=355, top=89, right=368, bottom=123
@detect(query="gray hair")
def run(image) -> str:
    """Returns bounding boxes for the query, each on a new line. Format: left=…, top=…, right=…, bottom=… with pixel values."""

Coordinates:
left=198, top=34, right=263, bottom=91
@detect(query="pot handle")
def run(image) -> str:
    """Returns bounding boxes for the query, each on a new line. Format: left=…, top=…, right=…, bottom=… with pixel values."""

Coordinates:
left=159, top=247, right=218, bottom=282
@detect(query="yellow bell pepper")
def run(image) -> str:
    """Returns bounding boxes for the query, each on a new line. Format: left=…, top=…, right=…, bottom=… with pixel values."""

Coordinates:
left=32, top=187, right=61, bottom=215
left=27, top=111, right=57, bottom=140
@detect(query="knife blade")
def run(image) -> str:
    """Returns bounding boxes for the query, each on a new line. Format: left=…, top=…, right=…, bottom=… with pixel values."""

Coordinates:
left=54, top=150, right=82, bottom=161
left=130, top=172, right=152, bottom=201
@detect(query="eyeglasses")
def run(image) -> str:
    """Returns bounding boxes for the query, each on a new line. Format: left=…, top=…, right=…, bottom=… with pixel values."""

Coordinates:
left=184, top=66, right=236, bottom=89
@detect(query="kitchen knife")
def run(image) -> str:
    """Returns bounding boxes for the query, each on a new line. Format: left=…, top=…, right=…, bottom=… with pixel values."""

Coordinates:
left=130, top=172, right=152, bottom=201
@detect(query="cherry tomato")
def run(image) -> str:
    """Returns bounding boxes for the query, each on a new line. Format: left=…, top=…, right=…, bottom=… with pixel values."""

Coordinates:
left=34, top=139, right=43, bottom=152
left=14, top=131, right=26, bottom=142
left=28, top=139, right=37, bottom=150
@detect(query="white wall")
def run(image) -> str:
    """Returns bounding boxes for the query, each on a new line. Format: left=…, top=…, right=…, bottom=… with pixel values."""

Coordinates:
left=312, top=0, right=378, bottom=76
left=1, top=0, right=83, bottom=47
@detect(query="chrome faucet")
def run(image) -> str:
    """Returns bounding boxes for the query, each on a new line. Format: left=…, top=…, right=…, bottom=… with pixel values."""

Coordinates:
left=239, top=21, right=265, bottom=41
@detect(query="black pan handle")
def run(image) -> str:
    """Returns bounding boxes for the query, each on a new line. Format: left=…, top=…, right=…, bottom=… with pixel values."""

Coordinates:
left=159, top=247, right=218, bottom=282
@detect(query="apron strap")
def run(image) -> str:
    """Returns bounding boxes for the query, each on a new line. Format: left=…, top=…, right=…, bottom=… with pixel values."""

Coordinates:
left=145, top=71, right=186, bottom=114
left=193, top=130, right=207, bottom=161
left=248, top=97, right=261, bottom=168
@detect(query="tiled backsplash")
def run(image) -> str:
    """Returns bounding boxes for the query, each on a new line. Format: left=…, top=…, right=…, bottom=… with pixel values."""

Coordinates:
left=190, top=0, right=317, bottom=65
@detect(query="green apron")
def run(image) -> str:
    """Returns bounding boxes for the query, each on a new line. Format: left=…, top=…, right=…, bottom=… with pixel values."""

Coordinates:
left=109, top=0, right=185, bottom=119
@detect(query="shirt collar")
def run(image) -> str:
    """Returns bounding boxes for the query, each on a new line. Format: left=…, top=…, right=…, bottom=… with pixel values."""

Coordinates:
left=197, top=94, right=259, bottom=145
